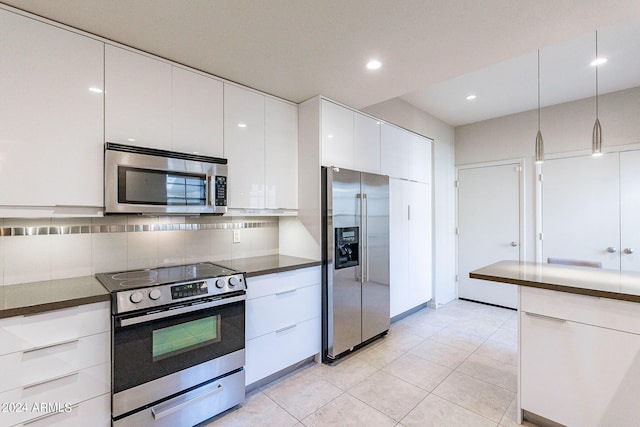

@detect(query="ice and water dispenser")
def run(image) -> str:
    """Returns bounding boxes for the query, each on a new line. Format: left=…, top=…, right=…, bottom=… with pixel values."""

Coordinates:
left=335, top=226, right=359, bottom=269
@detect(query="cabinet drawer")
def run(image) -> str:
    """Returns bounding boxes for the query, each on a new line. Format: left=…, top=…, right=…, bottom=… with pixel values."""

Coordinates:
left=246, top=284, right=320, bottom=340
left=520, top=311, right=640, bottom=426
left=9, top=393, right=110, bottom=427
left=246, top=267, right=320, bottom=300
left=0, top=364, right=110, bottom=426
left=245, top=316, right=320, bottom=386
left=0, top=332, right=109, bottom=393
left=0, top=302, right=109, bottom=356
left=520, top=286, right=640, bottom=334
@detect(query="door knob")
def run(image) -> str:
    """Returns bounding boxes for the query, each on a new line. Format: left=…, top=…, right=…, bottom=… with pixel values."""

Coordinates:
left=607, top=246, right=617, bottom=253
left=510, top=241, right=519, bottom=247
left=624, top=248, right=634, bottom=254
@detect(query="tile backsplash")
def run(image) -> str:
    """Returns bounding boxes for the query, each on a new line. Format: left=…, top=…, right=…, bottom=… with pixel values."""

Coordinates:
left=0, top=216, right=279, bottom=286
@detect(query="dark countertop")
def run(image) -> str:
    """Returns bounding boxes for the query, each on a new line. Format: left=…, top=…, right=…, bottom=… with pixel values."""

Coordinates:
left=216, top=255, right=321, bottom=277
left=0, top=276, right=110, bottom=319
left=470, top=260, right=640, bottom=303
left=0, top=255, right=320, bottom=319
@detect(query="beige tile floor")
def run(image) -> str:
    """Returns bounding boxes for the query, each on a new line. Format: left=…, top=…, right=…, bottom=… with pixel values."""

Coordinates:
left=205, top=299, right=540, bottom=427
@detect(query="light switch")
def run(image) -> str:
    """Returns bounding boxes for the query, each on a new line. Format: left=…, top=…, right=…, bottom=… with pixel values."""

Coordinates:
left=233, top=230, right=240, bottom=243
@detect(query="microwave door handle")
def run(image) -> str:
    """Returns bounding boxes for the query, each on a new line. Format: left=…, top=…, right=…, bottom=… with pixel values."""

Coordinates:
left=205, top=173, right=212, bottom=206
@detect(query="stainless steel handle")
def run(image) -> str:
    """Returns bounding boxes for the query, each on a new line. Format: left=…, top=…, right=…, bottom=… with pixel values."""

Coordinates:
left=624, top=248, right=634, bottom=254
left=358, top=193, right=365, bottom=284
left=23, top=338, right=79, bottom=354
left=607, top=246, right=617, bottom=253
left=152, top=383, right=223, bottom=420
left=206, top=174, right=212, bottom=206
left=119, top=295, right=246, bottom=327
left=275, top=288, right=297, bottom=296
left=407, top=204, right=411, bottom=221
left=510, top=241, right=518, bottom=247
left=275, top=324, right=297, bottom=333
left=24, top=370, right=80, bottom=390
left=23, top=403, right=79, bottom=425
left=364, top=193, right=369, bottom=282
left=525, top=312, right=566, bottom=323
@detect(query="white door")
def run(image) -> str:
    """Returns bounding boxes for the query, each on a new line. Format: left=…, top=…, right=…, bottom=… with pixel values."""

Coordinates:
left=542, top=154, right=620, bottom=270
left=620, top=150, right=640, bottom=272
left=408, top=181, right=433, bottom=304
left=457, top=163, right=520, bottom=308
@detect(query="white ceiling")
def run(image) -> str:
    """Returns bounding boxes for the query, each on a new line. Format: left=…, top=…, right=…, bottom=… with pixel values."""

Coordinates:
left=3, top=0, right=640, bottom=126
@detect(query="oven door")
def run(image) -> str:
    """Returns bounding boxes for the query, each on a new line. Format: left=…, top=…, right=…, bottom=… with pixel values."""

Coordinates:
left=112, top=294, right=245, bottom=419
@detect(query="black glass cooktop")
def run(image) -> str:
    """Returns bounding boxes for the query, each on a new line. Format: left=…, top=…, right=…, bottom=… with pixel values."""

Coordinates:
left=96, top=262, right=240, bottom=292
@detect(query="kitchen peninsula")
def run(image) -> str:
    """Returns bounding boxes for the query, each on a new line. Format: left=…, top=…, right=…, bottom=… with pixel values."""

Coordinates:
left=471, top=261, right=640, bottom=427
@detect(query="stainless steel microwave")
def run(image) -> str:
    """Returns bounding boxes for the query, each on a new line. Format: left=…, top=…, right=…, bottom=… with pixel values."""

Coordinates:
left=104, top=143, right=228, bottom=215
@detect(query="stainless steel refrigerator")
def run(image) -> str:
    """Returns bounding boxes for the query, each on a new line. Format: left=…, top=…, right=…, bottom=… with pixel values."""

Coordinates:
left=322, top=167, right=390, bottom=362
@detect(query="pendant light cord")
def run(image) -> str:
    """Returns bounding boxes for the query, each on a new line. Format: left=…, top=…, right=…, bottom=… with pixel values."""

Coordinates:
left=595, top=31, right=599, bottom=119
left=537, top=50, right=541, bottom=130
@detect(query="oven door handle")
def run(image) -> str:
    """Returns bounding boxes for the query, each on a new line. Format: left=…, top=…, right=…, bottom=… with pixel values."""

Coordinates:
left=151, top=382, right=224, bottom=420
left=118, top=295, right=246, bottom=327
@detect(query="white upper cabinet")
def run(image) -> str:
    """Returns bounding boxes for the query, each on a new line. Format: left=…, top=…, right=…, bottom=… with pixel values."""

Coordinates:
left=381, top=123, right=410, bottom=180
left=0, top=9, right=104, bottom=209
left=172, top=67, right=224, bottom=157
left=224, top=84, right=266, bottom=209
left=321, top=98, right=382, bottom=173
left=105, top=46, right=224, bottom=157
left=409, top=133, right=432, bottom=183
left=265, top=97, right=298, bottom=209
left=381, top=123, right=431, bottom=182
left=105, top=45, right=172, bottom=150
left=354, top=113, right=381, bottom=174
left=321, top=99, right=354, bottom=168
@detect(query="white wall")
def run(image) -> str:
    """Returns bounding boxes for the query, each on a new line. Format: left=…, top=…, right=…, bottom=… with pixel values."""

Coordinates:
left=455, top=86, right=640, bottom=263
left=363, top=98, right=457, bottom=306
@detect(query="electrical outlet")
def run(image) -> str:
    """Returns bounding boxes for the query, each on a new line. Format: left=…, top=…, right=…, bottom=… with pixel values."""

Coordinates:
left=233, top=230, right=240, bottom=243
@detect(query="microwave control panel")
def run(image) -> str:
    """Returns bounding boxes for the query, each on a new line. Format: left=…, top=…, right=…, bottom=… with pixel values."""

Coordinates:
left=214, top=176, right=227, bottom=206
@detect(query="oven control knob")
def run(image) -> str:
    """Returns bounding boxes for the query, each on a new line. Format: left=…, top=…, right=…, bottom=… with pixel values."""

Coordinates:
left=130, top=291, right=144, bottom=304
left=229, top=276, right=240, bottom=288
left=215, top=278, right=226, bottom=289
left=149, top=289, right=162, bottom=300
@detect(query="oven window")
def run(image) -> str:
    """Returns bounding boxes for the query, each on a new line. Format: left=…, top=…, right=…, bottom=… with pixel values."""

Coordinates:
left=152, top=315, right=221, bottom=361
left=118, top=167, right=206, bottom=206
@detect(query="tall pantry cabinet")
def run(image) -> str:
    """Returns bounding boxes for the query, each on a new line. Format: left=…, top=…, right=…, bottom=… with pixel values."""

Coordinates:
left=298, top=96, right=433, bottom=318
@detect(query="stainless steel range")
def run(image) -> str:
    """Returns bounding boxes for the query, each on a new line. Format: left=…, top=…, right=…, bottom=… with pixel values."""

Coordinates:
left=96, top=262, right=246, bottom=427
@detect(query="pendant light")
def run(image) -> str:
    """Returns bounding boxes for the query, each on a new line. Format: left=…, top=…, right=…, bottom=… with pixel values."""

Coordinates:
left=592, top=31, right=603, bottom=157
left=535, top=50, right=544, bottom=164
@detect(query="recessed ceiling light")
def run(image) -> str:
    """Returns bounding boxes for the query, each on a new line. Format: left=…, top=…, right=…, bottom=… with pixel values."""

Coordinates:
left=465, top=94, right=477, bottom=100
left=88, top=87, right=103, bottom=93
left=127, top=138, right=136, bottom=142
left=327, top=134, right=334, bottom=139
left=366, top=60, right=382, bottom=70
left=590, top=57, right=608, bottom=66
left=237, top=123, right=247, bottom=128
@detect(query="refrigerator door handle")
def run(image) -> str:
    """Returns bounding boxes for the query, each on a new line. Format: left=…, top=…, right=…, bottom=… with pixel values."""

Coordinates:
left=364, top=193, right=369, bottom=282
left=357, top=193, right=364, bottom=284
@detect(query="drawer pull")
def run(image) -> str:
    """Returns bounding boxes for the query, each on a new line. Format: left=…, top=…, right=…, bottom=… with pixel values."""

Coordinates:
left=525, top=312, right=566, bottom=323
left=23, top=338, right=79, bottom=354
left=275, top=288, right=297, bottom=296
left=152, top=383, right=223, bottom=420
left=23, top=403, right=79, bottom=425
left=23, top=370, right=80, bottom=390
left=276, top=324, right=297, bottom=333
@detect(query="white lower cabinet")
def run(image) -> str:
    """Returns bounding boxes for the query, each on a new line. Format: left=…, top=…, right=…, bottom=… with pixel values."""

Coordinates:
left=520, top=288, right=640, bottom=427
left=244, top=267, right=321, bottom=386
left=0, top=302, right=110, bottom=427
